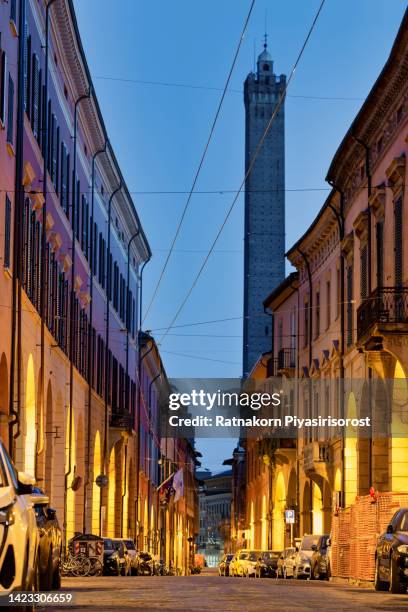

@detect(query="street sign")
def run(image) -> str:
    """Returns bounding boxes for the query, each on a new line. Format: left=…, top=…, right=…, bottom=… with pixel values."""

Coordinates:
left=285, top=509, right=295, bottom=524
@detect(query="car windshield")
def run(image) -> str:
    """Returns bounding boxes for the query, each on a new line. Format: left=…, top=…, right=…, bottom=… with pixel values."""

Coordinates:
left=248, top=552, right=258, bottom=561
left=399, top=511, right=408, bottom=531
left=112, top=541, right=123, bottom=551
left=239, top=553, right=248, bottom=560
left=139, top=552, right=151, bottom=560
left=104, top=539, right=113, bottom=550
left=124, top=540, right=135, bottom=550
left=263, top=552, right=280, bottom=560
left=301, top=536, right=320, bottom=551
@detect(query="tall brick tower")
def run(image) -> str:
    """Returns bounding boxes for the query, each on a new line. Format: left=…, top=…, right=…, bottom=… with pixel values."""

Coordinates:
left=243, top=41, right=286, bottom=377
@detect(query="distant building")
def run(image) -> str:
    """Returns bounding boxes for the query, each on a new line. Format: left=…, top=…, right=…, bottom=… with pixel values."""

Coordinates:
left=196, top=469, right=232, bottom=566
left=243, top=41, right=286, bottom=377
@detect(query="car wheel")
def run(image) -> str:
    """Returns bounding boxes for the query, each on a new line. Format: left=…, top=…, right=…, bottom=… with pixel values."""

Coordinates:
left=390, top=556, right=405, bottom=594
left=374, top=557, right=387, bottom=592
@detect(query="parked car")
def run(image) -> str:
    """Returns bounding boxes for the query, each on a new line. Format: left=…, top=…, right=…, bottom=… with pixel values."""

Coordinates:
left=326, top=536, right=332, bottom=579
left=135, top=551, right=154, bottom=575
left=218, top=553, right=234, bottom=576
left=375, top=508, right=408, bottom=593
left=242, top=550, right=262, bottom=577
left=310, top=535, right=330, bottom=580
left=111, top=539, right=131, bottom=576
left=294, top=535, right=322, bottom=579
left=0, top=440, right=45, bottom=596
left=32, top=487, right=62, bottom=590
left=277, top=547, right=296, bottom=578
left=255, top=551, right=281, bottom=578
left=229, top=551, right=249, bottom=577
left=103, top=538, right=129, bottom=575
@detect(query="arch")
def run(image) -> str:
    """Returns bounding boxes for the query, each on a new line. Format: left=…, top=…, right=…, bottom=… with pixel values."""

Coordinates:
left=344, top=392, right=357, bottom=506
left=25, top=355, right=36, bottom=476
left=261, top=494, right=267, bottom=550
left=302, top=481, right=311, bottom=534
left=312, top=481, right=323, bottom=534
left=65, top=408, right=76, bottom=542
left=391, top=360, right=408, bottom=491
left=273, top=471, right=286, bottom=550
left=92, top=431, right=102, bottom=535
left=127, top=459, right=135, bottom=540
left=44, top=381, right=53, bottom=498
left=0, top=353, right=9, bottom=448
left=75, top=416, right=84, bottom=533
left=107, top=444, right=117, bottom=537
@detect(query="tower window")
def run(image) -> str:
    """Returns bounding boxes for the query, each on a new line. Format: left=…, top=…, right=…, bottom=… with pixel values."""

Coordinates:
left=263, top=64, right=270, bottom=71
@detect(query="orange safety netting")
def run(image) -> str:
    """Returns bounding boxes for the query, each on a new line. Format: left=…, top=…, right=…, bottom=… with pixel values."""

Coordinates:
left=331, top=492, right=408, bottom=581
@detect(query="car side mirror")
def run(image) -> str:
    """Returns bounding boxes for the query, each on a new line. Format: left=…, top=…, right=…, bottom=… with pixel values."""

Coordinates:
left=386, top=524, right=393, bottom=534
left=46, top=508, right=57, bottom=520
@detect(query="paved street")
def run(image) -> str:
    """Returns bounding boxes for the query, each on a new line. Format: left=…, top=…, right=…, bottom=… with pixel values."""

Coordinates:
left=40, top=572, right=408, bottom=611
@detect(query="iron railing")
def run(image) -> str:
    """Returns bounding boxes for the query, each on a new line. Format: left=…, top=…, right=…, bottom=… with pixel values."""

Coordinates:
left=357, top=287, right=408, bottom=340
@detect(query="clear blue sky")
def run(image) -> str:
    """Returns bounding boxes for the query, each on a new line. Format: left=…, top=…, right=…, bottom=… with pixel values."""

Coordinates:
left=74, top=0, right=406, bottom=472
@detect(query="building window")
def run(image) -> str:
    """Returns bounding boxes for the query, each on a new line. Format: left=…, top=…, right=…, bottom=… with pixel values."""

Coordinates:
left=4, top=194, right=11, bottom=268
left=326, top=280, right=331, bottom=329
left=0, top=48, right=6, bottom=126
left=346, top=265, right=353, bottom=347
left=376, top=221, right=384, bottom=289
left=303, top=301, right=309, bottom=348
left=6, top=74, right=14, bottom=144
left=10, top=0, right=17, bottom=24
left=394, top=197, right=403, bottom=287
left=360, top=244, right=368, bottom=299
left=315, top=290, right=320, bottom=338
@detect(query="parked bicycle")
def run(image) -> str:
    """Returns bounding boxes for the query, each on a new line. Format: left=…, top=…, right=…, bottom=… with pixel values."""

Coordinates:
left=61, top=552, right=92, bottom=577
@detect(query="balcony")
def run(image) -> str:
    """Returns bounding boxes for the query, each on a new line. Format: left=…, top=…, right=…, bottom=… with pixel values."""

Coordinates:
left=110, top=410, right=133, bottom=430
left=357, top=287, right=408, bottom=345
left=303, top=441, right=329, bottom=475
left=266, top=348, right=296, bottom=378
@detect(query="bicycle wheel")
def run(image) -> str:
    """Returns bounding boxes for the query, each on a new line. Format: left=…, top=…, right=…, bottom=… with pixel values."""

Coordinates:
left=72, top=555, right=92, bottom=577
left=89, top=558, right=103, bottom=577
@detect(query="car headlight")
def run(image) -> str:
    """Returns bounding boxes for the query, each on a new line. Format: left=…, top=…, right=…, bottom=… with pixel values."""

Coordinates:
left=0, top=504, right=15, bottom=526
left=397, top=545, right=408, bottom=555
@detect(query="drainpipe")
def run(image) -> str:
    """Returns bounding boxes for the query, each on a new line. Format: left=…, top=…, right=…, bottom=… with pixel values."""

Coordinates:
left=327, top=183, right=346, bottom=506
left=125, top=229, right=140, bottom=421
left=64, top=89, right=90, bottom=544
left=82, top=139, right=107, bottom=534
left=103, top=181, right=122, bottom=472
left=9, top=0, right=27, bottom=457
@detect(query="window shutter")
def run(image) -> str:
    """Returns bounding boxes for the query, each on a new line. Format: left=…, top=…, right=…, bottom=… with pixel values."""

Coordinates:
left=347, top=264, right=353, bottom=347
left=360, top=244, right=368, bottom=299
left=6, top=74, right=14, bottom=144
left=0, top=51, right=6, bottom=126
left=31, top=54, right=40, bottom=138
left=24, top=33, right=31, bottom=117
left=394, top=197, right=403, bottom=286
left=376, top=221, right=384, bottom=289
left=51, top=114, right=58, bottom=184
left=10, top=0, right=17, bottom=23
left=4, top=195, right=11, bottom=268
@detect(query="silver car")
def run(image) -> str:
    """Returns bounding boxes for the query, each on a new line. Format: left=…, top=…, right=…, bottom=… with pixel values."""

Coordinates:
left=294, top=535, right=321, bottom=579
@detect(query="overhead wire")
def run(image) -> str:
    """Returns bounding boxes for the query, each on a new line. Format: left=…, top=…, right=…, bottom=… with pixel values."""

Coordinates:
left=142, top=0, right=257, bottom=324
left=157, top=0, right=327, bottom=345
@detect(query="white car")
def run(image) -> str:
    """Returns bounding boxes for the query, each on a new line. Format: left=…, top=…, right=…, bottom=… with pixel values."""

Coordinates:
left=0, top=440, right=48, bottom=596
left=242, top=551, right=262, bottom=577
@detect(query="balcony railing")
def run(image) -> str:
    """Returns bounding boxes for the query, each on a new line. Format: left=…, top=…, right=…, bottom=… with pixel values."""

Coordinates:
left=303, top=441, right=329, bottom=472
left=357, top=287, right=408, bottom=340
left=110, top=411, right=133, bottom=429
left=277, top=348, right=296, bottom=371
